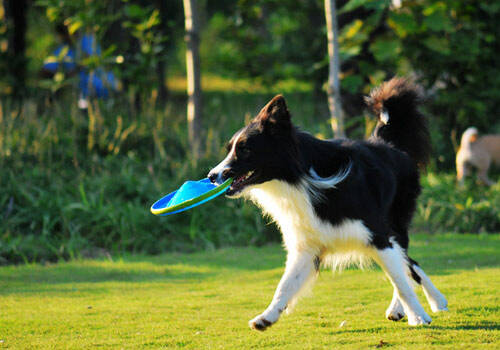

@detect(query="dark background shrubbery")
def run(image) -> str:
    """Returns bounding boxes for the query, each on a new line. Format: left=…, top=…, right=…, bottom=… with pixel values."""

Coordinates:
left=0, top=0, right=499, bottom=263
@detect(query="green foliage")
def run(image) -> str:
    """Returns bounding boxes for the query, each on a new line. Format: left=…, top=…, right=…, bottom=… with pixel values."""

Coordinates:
left=3, top=0, right=499, bottom=160
left=388, top=0, right=500, bottom=168
left=200, top=0, right=500, bottom=167
left=416, top=173, right=500, bottom=234
left=29, top=0, right=171, bottom=97
left=1, top=93, right=498, bottom=264
left=119, top=3, right=166, bottom=94
left=1, top=1, right=499, bottom=264
left=0, top=92, right=295, bottom=264
left=202, top=1, right=322, bottom=83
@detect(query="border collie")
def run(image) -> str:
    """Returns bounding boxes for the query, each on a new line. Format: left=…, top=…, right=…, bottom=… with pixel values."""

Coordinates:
left=208, top=78, right=448, bottom=330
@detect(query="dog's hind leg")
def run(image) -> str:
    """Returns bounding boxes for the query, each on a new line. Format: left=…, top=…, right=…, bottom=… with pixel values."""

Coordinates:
left=249, top=249, right=318, bottom=331
left=374, top=243, right=431, bottom=326
left=408, top=258, right=448, bottom=313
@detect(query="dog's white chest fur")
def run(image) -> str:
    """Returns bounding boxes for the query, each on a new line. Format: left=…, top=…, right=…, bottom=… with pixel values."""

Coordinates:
left=246, top=180, right=373, bottom=269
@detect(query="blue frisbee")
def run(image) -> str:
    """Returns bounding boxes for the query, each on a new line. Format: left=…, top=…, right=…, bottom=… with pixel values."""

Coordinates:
left=150, top=178, right=233, bottom=216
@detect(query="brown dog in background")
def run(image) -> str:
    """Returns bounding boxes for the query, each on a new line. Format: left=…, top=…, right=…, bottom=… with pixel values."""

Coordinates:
left=456, top=127, right=500, bottom=185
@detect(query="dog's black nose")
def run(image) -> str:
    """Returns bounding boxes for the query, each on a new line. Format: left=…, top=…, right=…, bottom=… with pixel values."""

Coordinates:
left=208, top=171, right=217, bottom=183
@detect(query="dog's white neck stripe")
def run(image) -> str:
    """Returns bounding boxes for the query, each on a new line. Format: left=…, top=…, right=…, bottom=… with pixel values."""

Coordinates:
left=211, top=130, right=244, bottom=185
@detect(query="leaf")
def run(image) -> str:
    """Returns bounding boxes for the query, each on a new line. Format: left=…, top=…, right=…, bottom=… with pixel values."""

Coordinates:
left=125, top=4, right=148, bottom=19
left=46, top=7, right=59, bottom=22
left=342, top=74, right=364, bottom=94
left=368, top=70, right=387, bottom=86
left=388, top=12, right=418, bottom=37
left=466, top=197, right=473, bottom=208
left=423, top=37, right=450, bottom=55
left=68, top=20, right=82, bottom=35
left=422, top=2, right=447, bottom=16
left=339, top=45, right=361, bottom=61
left=341, top=20, right=363, bottom=40
left=423, top=10, right=454, bottom=32
left=369, top=38, right=401, bottom=62
left=64, top=203, right=89, bottom=211
left=455, top=203, right=464, bottom=210
left=340, top=0, right=390, bottom=14
left=479, top=3, right=500, bottom=13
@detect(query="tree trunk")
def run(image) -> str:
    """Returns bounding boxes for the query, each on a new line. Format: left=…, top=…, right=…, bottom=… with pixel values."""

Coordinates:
left=5, top=0, right=28, bottom=99
left=324, top=0, right=345, bottom=138
left=156, top=0, right=169, bottom=106
left=183, top=0, right=202, bottom=161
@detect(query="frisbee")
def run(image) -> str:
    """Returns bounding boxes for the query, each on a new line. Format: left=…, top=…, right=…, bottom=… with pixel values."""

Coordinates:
left=150, top=178, right=233, bottom=216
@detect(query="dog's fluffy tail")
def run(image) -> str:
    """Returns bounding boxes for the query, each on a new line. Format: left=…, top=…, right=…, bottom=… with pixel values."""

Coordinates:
left=366, top=77, right=431, bottom=168
left=459, top=127, right=479, bottom=148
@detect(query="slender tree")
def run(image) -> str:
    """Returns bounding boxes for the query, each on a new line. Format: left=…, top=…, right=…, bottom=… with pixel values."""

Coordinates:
left=155, top=0, right=169, bottom=105
left=183, top=0, right=202, bottom=161
left=5, top=0, right=28, bottom=99
left=324, top=0, right=345, bottom=138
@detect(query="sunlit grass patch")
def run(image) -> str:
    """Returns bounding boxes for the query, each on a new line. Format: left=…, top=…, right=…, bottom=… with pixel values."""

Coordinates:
left=167, top=74, right=313, bottom=94
left=0, top=234, right=498, bottom=349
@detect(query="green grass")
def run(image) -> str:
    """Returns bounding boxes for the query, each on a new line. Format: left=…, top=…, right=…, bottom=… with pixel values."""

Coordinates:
left=0, top=234, right=498, bottom=349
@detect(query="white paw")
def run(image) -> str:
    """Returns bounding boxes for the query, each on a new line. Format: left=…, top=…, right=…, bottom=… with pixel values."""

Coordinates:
left=430, top=295, right=448, bottom=313
left=408, top=312, right=432, bottom=326
left=386, top=299, right=405, bottom=321
left=249, top=310, right=280, bottom=331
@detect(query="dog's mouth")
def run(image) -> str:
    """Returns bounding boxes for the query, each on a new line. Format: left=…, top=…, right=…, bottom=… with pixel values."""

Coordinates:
left=226, top=170, right=257, bottom=196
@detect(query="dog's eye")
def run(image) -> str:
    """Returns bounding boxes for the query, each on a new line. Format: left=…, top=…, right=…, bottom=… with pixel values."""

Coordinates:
left=236, top=145, right=251, bottom=159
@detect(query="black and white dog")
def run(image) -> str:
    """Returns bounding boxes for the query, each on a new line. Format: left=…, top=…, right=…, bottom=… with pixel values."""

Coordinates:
left=208, top=78, right=448, bottom=331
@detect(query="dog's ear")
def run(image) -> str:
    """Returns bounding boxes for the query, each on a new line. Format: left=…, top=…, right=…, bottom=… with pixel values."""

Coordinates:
left=256, top=95, right=291, bottom=132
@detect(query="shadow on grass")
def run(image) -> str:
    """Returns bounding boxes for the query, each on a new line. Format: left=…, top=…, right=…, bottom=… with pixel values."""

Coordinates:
left=430, top=321, right=500, bottom=331
left=0, top=264, right=215, bottom=292
left=1, top=235, right=498, bottom=292
left=127, top=245, right=287, bottom=272
left=408, top=235, right=500, bottom=275
left=332, top=320, right=499, bottom=334
left=0, top=246, right=285, bottom=292
left=139, top=237, right=500, bottom=275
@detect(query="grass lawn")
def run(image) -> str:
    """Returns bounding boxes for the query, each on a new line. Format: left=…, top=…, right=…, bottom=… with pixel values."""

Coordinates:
left=0, top=234, right=498, bottom=349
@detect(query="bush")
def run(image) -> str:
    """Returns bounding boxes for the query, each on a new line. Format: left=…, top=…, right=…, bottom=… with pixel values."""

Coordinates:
left=0, top=155, right=279, bottom=264
left=0, top=92, right=498, bottom=264
left=414, top=173, right=500, bottom=234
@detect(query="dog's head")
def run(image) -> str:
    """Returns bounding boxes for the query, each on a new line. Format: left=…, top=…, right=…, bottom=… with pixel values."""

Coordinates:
left=208, top=95, right=299, bottom=197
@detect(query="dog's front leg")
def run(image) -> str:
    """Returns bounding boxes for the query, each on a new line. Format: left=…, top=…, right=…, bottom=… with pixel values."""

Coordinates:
left=249, top=250, right=317, bottom=331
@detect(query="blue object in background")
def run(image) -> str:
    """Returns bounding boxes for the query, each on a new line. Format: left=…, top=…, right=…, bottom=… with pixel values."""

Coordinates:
left=43, top=46, right=76, bottom=73
left=43, top=33, right=117, bottom=99
left=79, top=69, right=117, bottom=98
left=80, top=34, right=102, bottom=56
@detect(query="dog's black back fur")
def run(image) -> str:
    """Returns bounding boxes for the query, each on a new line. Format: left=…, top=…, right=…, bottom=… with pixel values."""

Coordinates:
left=260, top=78, right=430, bottom=252
left=211, top=78, right=430, bottom=253
left=294, top=134, right=421, bottom=251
